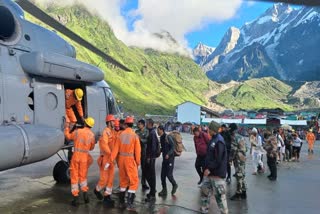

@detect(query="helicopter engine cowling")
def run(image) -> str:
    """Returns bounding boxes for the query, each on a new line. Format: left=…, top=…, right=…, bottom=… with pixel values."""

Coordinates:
left=0, top=124, right=64, bottom=171
left=20, top=51, right=104, bottom=82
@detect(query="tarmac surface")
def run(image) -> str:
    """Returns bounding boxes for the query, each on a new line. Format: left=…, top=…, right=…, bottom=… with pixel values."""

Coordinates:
left=1, top=133, right=320, bottom=214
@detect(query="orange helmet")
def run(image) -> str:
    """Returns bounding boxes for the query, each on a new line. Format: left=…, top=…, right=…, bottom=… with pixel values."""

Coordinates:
left=125, top=116, right=134, bottom=124
left=106, top=114, right=115, bottom=122
left=114, top=119, right=120, bottom=127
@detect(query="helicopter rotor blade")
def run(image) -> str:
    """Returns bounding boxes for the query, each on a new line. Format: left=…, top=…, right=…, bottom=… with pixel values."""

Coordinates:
left=16, top=0, right=131, bottom=72
left=248, top=0, right=320, bottom=6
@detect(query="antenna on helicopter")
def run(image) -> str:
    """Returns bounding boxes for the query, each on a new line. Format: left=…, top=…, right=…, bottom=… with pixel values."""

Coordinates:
left=16, top=0, right=131, bottom=72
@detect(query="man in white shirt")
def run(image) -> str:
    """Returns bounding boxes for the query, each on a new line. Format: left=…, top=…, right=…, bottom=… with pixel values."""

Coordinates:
left=250, top=128, right=264, bottom=175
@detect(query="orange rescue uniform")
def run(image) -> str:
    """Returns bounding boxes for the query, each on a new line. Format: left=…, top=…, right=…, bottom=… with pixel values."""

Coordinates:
left=96, top=127, right=116, bottom=196
left=65, top=89, right=84, bottom=123
left=65, top=127, right=95, bottom=196
left=111, top=128, right=141, bottom=193
left=306, top=132, right=316, bottom=151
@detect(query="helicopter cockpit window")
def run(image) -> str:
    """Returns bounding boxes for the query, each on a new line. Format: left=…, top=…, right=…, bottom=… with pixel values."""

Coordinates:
left=104, top=88, right=120, bottom=117
left=0, top=6, right=15, bottom=41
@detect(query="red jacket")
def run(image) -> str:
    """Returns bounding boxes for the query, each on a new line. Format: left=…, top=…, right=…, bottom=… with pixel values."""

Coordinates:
left=194, top=131, right=210, bottom=156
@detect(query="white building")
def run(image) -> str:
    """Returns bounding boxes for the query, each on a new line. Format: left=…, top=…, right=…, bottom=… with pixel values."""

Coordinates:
left=176, top=101, right=219, bottom=124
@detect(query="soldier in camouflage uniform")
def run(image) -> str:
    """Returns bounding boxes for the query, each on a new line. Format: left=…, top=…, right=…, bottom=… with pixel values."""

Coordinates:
left=263, top=131, right=278, bottom=181
left=229, top=123, right=247, bottom=201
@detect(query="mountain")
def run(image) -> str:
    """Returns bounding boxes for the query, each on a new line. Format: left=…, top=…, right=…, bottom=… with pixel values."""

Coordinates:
left=196, top=3, right=320, bottom=82
left=210, top=77, right=320, bottom=111
left=193, top=43, right=215, bottom=65
left=26, top=5, right=215, bottom=116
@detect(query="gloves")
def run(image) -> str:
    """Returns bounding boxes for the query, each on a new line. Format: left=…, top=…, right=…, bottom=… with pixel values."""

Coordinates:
left=104, top=163, right=110, bottom=170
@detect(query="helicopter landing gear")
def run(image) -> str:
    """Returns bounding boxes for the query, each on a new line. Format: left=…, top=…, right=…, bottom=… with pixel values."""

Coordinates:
left=53, top=148, right=72, bottom=184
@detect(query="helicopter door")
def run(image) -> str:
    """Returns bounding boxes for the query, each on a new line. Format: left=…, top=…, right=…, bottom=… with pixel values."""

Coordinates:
left=33, top=80, right=65, bottom=129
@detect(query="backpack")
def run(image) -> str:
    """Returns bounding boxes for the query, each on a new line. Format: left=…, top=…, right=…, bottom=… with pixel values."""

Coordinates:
left=167, top=131, right=185, bottom=157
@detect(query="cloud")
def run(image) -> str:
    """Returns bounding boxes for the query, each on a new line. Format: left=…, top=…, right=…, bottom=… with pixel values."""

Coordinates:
left=33, top=0, right=242, bottom=55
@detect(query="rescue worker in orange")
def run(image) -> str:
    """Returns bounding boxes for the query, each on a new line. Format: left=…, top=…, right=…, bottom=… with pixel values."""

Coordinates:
left=65, top=88, right=84, bottom=127
left=94, top=114, right=116, bottom=207
left=64, top=117, right=96, bottom=207
left=111, top=117, right=141, bottom=211
left=306, top=129, right=316, bottom=154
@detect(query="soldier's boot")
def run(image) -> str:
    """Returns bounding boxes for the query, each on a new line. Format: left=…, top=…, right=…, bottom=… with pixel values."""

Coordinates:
left=230, top=193, right=242, bottom=201
left=71, top=196, right=79, bottom=207
left=119, top=192, right=126, bottom=209
left=308, top=149, right=310, bottom=153
left=83, top=192, right=90, bottom=204
left=103, top=195, right=115, bottom=208
left=241, top=191, right=247, bottom=199
left=126, top=193, right=136, bottom=211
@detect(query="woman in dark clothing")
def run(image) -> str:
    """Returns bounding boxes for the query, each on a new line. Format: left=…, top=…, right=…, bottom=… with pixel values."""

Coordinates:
left=193, top=127, right=210, bottom=185
left=157, top=126, right=178, bottom=197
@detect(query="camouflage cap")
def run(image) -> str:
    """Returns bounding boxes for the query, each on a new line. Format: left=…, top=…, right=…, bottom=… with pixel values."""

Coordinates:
left=209, top=121, right=220, bottom=132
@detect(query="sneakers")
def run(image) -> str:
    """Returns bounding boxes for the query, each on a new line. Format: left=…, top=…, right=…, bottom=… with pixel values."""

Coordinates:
left=230, top=193, right=242, bottom=201
left=71, top=196, right=79, bottom=207
left=158, top=188, right=168, bottom=197
left=145, top=193, right=156, bottom=202
left=226, top=177, right=231, bottom=184
left=200, top=207, right=209, bottom=213
left=171, top=184, right=178, bottom=195
left=93, top=188, right=103, bottom=201
left=83, top=192, right=90, bottom=204
left=268, top=177, right=277, bottom=181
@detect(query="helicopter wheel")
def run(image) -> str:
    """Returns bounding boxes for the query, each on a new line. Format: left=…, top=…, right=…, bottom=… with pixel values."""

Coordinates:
left=53, top=160, right=70, bottom=184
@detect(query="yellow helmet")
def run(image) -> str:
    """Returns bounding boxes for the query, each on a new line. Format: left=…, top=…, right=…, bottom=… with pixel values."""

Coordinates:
left=74, top=88, right=84, bottom=101
left=84, top=117, right=95, bottom=128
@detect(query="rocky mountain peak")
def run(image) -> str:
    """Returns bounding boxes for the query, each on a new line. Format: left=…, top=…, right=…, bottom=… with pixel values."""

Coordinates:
left=194, top=3, right=320, bottom=82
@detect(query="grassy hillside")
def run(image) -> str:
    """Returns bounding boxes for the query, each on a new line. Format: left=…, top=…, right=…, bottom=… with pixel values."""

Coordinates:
left=26, top=5, right=213, bottom=116
left=214, top=77, right=294, bottom=111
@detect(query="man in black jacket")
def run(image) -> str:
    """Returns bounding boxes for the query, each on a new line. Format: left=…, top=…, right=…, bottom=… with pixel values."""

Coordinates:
left=135, top=119, right=149, bottom=190
left=157, top=125, right=178, bottom=197
left=201, top=121, right=228, bottom=214
left=220, top=124, right=232, bottom=184
left=145, top=119, right=159, bottom=202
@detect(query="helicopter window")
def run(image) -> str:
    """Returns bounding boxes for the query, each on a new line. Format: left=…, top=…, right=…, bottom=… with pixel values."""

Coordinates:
left=0, top=6, right=15, bottom=40
left=28, top=92, right=34, bottom=111
left=24, top=34, right=30, bottom=41
left=104, top=88, right=120, bottom=116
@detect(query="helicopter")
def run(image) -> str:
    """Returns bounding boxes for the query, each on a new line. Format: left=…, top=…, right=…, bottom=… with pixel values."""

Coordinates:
left=0, top=0, right=318, bottom=184
left=0, top=0, right=131, bottom=183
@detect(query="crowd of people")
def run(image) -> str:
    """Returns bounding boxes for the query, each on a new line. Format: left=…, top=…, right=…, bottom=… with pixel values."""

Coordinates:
left=193, top=122, right=317, bottom=213
left=63, top=90, right=317, bottom=214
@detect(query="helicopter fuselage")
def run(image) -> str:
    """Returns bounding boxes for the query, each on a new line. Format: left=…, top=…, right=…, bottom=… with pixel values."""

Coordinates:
left=0, top=0, right=117, bottom=172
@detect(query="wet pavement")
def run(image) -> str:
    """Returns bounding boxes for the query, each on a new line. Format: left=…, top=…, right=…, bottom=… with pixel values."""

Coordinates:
left=1, top=133, right=320, bottom=214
